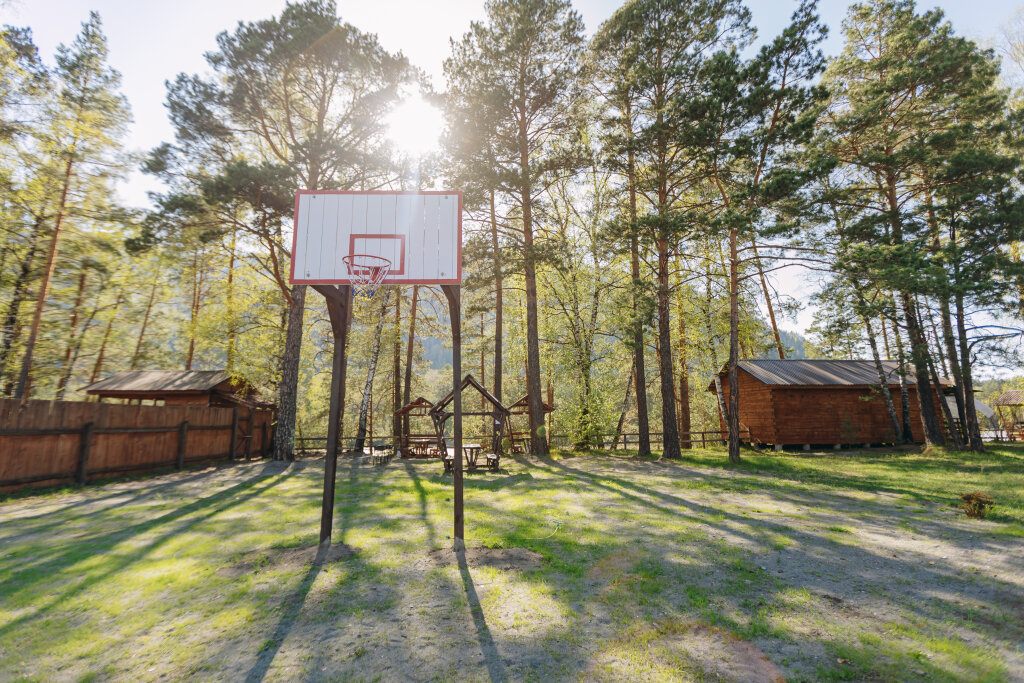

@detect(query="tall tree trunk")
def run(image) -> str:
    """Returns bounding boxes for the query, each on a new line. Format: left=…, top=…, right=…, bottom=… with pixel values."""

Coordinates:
left=613, top=363, right=634, bottom=449
left=751, top=241, right=785, bottom=359
left=955, top=291, right=984, bottom=450
left=402, top=285, right=418, bottom=451
left=0, top=214, right=45, bottom=394
left=226, top=226, right=237, bottom=374
left=58, top=300, right=98, bottom=401
left=15, top=156, right=75, bottom=398
left=355, top=291, right=390, bottom=452
left=727, top=227, right=742, bottom=463
left=90, top=289, right=123, bottom=383
left=130, top=282, right=157, bottom=370
left=392, top=287, right=402, bottom=447
left=519, top=151, right=547, bottom=456
left=625, top=99, right=651, bottom=458
left=655, top=240, right=679, bottom=458
left=490, top=190, right=503, bottom=452
left=938, top=294, right=968, bottom=439
left=55, top=270, right=88, bottom=399
left=900, top=292, right=944, bottom=446
left=891, top=316, right=914, bottom=442
left=862, top=314, right=902, bottom=442
left=273, top=284, right=306, bottom=460
left=674, top=263, right=691, bottom=449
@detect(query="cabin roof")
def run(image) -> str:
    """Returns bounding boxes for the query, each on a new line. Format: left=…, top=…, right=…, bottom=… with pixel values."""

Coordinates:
left=83, top=370, right=232, bottom=395
left=712, top=359, right=950, bottom=388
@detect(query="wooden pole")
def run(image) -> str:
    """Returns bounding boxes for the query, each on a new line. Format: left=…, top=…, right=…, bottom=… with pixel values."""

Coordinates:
left=76, top=422, right=93, bottom=485
left=176, top=420, right=188, bottom=470
left=315, top=285, right=352, bottom=546
left=246, top=408, right=253, bottom=460
left=442, top=284, right=464, bottom=549
left=261, top=421, right=268, bottom=458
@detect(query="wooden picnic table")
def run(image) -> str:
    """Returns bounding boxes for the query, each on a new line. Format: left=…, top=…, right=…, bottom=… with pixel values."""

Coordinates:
left=443, top=443, right=484, bottom=472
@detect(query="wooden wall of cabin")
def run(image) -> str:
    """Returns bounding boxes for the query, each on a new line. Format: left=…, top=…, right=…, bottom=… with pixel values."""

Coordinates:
left=715, top=369, right=778, bottom=444
left=768, top=386, right=930, bottom=445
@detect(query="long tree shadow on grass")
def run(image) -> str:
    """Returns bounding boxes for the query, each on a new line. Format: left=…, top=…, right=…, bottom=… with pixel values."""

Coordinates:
left=0, top=463, right=292, bottom=639
left=245, top=454, right=389, bottom=682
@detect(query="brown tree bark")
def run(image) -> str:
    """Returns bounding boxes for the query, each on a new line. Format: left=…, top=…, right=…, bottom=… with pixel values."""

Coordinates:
left=273, top=284, right=306, bottom=460
left=727, top=227, right=742, bottom=463
left=751, top=241, right=785, bottom=359
left=130, top=283, right=157, bottom=370
left=518, top=123, right=547, bottom=456
left=90, top=289, right=123, bottom=384
left=0, top=214, right=45, bottom=394
left=55, top=270, right=88, bottom=399
left=490, top=190, right=503, bottom=452
left=655, top=236, right=680, bottom=458
left=15, top=156, right=75, bottom=399
left=674, top=269, right=691, bottom=449
left=863, top=314, right=903, bottom=442
left=354, top=291, right=390, bottom=452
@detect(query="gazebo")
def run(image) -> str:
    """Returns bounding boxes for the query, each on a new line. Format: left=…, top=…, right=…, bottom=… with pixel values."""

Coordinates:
left=394, top=397, right=436, bottom=457
left=506, top=393, right=555, bottom=454
left=430, top=375, right=510, bottom=461
left=993, top=390, right=1024, bottom=441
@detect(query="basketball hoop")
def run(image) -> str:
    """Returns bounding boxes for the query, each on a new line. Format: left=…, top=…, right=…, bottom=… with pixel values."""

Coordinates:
left=343, top=254, right=392, bottom=298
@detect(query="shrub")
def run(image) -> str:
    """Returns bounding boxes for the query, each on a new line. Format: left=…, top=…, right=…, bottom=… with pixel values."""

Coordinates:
left=959, top=492, right=994, bottom=519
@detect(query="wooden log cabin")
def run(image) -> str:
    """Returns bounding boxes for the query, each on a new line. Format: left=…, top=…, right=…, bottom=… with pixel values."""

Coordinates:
left=708, top=359, right=948, bottom=448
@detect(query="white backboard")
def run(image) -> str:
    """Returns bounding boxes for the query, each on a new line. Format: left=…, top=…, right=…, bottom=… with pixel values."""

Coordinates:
left=290, top=191, right=462, bottom=285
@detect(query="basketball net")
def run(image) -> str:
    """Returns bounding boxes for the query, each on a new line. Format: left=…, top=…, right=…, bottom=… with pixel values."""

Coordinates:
left=343, top=254, right=392, bottom=298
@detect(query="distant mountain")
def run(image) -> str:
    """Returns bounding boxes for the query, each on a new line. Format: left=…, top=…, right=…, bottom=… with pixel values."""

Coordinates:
left=757, top=329, right=808, bottom=359
left=421, top=336, right=452, bottom=370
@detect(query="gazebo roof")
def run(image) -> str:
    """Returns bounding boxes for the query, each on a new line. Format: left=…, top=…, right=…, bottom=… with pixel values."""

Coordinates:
left=993, top=390, right=1024, bottom=407
left=430, top=374, right=510, bottom=417
left=507, top=393, right=555, bottom=414
left=395, top=396, right=434, bottom=416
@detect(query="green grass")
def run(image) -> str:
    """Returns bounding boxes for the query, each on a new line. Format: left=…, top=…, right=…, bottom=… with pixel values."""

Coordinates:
left=0, top=445, right=1022, bottom=681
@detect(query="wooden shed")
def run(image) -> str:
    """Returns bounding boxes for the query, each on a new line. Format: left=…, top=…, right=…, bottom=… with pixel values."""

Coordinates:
left=83, top=370, right=273, bottom=410
left=708, top=359, right=946, bottom=448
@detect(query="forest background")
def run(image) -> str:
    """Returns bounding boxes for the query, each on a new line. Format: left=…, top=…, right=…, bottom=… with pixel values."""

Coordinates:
left=1, top=0, right=1023, bottom=461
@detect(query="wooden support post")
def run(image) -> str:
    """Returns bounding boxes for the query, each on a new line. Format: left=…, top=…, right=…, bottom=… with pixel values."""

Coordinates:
left=315, top=285, right=352, bottom=546
left=442, top=284, right=464, bottom=550
left=177, top=421, right=189, bottom=470
left=76, top=422, right=94, bottom=485
left=246, top=408, right=254, bottom=460
left=229, top=408, right=239, bottom=460
left=261, top=421, right=268, bottom=458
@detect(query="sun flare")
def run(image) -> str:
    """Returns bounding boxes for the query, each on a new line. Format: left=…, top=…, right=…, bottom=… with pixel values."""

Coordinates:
left=386, top=94, right=444, bottom=158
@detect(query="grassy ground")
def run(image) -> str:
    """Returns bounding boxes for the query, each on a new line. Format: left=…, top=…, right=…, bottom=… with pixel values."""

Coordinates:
left=1, top=444, right=1022, bottom=682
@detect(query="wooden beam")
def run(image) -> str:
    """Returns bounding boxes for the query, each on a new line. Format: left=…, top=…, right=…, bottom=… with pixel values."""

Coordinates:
left=76, top=422, right=93, bottom=485
left=318, top=284, right=353, bottom=546
left=441, top=284, right=464, bottom=549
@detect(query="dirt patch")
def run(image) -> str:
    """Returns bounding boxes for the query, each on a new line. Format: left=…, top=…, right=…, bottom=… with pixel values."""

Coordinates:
left=421, top=546, right=542, bottom=571
left=591, top=622, right=785, bottom=682
left=587, top=551, right=635, bottom=580
left=216, top=543, right=357, bottom=577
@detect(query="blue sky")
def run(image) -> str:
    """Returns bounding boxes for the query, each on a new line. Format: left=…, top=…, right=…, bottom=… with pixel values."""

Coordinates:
left=2, top=0, right=1020, bottom=333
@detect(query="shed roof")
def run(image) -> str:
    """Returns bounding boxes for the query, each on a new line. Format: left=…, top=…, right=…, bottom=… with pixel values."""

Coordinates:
left=993, top=390, right=1024, bottom=407
left=84, top=370, right=232, bottom=395
left=721, top=359, right=930, bottom=387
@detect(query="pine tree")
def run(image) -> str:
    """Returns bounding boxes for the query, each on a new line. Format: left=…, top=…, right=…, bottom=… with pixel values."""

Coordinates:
left=444, top=0, right=587, bottom=456
left=14, top=12, right=129, bottom=398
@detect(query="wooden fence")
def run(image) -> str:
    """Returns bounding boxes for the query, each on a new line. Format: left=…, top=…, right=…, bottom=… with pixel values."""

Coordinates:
left=294, top=429, right=749, bottom=455
left=0, top=399, right=274, bottom=490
